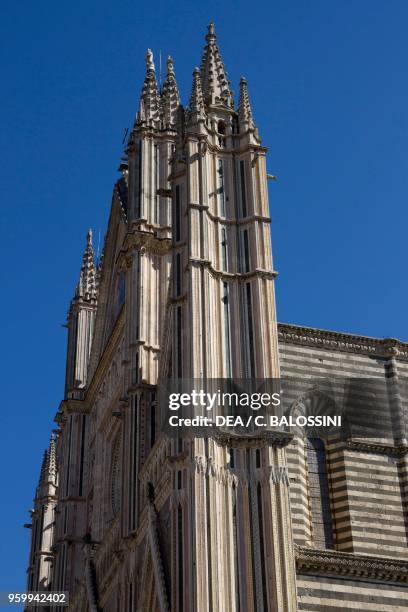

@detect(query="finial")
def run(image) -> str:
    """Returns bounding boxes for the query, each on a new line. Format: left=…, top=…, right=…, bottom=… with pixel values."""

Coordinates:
left=167, top=55, right=175, bottom=76
left=206, top=22, right=216, bottom=40
left=146, top=48, right=155, bottom=72
left=87, top=229, right=93, bottom=245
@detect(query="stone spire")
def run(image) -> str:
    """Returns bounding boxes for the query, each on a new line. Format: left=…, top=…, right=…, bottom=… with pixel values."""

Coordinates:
left=188, top=67, right=206, bottom=125
left=238, top=76, right=261, bottom=143
left=75, top=230, right=97, bottom=301
left=238, top=76, right=256, bottom=130
left=199, top=22, right=233, bottom=108
left=38, top=436, right=57, bottom=488
left=29, top=434, right=58, bottom=594
left=39, top=450, right=48, bottom=484
left=161, top=56, right=180, bottom=128
left=138, top=49, right=161, bottom=128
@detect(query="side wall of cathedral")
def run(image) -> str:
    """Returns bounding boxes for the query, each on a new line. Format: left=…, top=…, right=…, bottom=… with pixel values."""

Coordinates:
left=279, top=324, right=408, bottom=611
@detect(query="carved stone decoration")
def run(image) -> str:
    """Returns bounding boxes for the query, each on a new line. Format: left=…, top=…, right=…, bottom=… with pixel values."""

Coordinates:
left=278, top=323, right=408, bottom=361
left=295, top=545, right=408, bottom=583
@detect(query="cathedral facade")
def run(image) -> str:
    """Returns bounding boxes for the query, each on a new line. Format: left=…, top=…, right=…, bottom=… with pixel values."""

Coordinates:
left=27, top=24, right=408, bottom=611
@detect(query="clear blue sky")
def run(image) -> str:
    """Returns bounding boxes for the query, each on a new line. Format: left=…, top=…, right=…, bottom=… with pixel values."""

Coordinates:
left=1, top=0, right=408, bottom=598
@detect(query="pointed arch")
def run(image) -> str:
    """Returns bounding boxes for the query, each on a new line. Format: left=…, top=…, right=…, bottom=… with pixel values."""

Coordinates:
left=289, top=388, right=336, bottom=549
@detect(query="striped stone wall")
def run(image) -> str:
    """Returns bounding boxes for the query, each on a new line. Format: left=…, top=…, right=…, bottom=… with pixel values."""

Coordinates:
left=277, top=323, right=408, bottom=608
left=329, top=442, right=407, bottom=556
left=297, top=574, right=408, bottom=611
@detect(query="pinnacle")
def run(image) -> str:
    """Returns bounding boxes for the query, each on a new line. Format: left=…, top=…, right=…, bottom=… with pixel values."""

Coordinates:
left=48, top=436, right=57, bottom=476
left=75, top=229, right=98, bottom=301
left=161, top=55, right=180, bottom=128
left=39, top=436, right=57, bottom=487
left=188, top=67, right=206, bottom=123
left=137, top=49, right=161, bottom=128
left=39, top=450, right=48, bottom=482
left=200, top=22, right=233, bottom=108
left=238, top=75, right=256, bottom=130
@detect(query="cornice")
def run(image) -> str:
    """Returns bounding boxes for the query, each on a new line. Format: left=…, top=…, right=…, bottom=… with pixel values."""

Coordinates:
left=188, top=203, right=272, bottom=226
left=346, top=440, right=408, bottom=456
left=188, top=257, right=277, bottom=281
left=129, top=220, right=172, bottom=234
left=295, top=545, right=408, bottom=583
left=59, top=398, right=89, bottom=415
left=127, top=128, right=177, bottom=149
left=278, top=323, right=408, bottom=361
left=203, top=140, right=268, bottom=157
left=117, top=230, right=172, bottom=269
left=68, top=299, right=98, bottom=313
left=184, top=133, right=267, bottom=156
